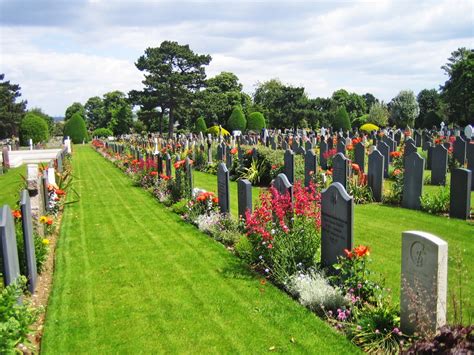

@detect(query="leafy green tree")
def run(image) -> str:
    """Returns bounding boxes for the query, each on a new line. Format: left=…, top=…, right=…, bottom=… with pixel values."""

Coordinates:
left=332, top=106, right=351, bottom=131
left=368, top=101, right=389, bottom=127
left=65, top=102, right=85, bottom=121
left=389, top=90, right=419, bottom=128
left=0, top=74, right=27, bottom=139
left=331, top=89, right=367, bottom=121
left=85, top=96, right=105, bottom=130
left=416, top=89, right=444, bottom=128
left=362, top=93, right=378, bottom=112
left=227, top=106, right=247, bottom=132
left=194, top=116, right=207, bottom=133
left=247, top=112, right=266, bottom=131
left=109, top=104, right=133, bottom=135
left=440, top=47, right=474, bottom=126
left=423, top=110, right=443, bottom=129
left=28, top=107, right=54, bottom=136
left=92, top=127, right=113, bottom=138
left=135, top=41, right=211, bottom=135
left=64, top=112, right=88, bottom=143
left=19, top=112, right=49, bottom=145
left=352, top=114, right=368, bottom=128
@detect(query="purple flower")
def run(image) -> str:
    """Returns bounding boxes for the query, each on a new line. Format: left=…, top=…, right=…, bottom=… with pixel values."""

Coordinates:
left=337, top=311, right=347, bottom=321
left=357, top=283, right=362, bottom=289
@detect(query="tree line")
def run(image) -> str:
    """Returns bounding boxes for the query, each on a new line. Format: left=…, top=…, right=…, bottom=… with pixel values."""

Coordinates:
left=1, top=44, right=472, bottom=141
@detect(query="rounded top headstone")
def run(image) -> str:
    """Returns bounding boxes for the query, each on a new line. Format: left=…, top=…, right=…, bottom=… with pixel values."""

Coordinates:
left=464, top=125, right=473, bottom=139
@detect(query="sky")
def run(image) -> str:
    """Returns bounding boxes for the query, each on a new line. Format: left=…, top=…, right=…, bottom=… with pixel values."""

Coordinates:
left=0, top=0, right=473, bottom=117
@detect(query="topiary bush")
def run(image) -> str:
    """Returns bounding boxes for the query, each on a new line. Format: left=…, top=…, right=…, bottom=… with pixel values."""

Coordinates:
left=227, top=106, right=247, bottom=132
left=332, top=106, right=351, bottom=131
left=92, top=127, right=113, bottom=138
left=247, top=112, right=266, bottom=131
left=195, top=116, right=207, bottom=133
left=64, top=113, right=89, bottom=144
left=19, top=113, right=49, bottom=145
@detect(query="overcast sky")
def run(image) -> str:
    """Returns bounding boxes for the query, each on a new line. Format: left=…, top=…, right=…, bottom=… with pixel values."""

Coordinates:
left=1, top=0, right=473, bottom=117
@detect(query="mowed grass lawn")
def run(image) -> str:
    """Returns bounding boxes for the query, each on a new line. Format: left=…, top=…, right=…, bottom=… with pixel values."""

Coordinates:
left=0, top=165, right=26, bottom=207
left=42, top=146, right=359, bottom=354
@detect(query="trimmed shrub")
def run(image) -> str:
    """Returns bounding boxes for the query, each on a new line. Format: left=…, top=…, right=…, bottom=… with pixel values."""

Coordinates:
left=19, top=113, right=49, bottom=145
left=247, top=112, right=266, bottom=131
left=92, top=127, right=113, bottom=138
left=332, top=106, right=351, bottom=131
left=227, top=106, right=247, bottom=132
left=195, top=116, right=207, bottom=133
left=64, top=113, right=89, bottom=144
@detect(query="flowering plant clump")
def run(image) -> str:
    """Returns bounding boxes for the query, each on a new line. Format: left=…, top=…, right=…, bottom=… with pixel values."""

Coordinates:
left=347, top=163, right=373, bottom=204
left=323, top=148, right=337, bottom=168
left=245, top=181, right=322, bottom=285
left=186, top=191, right=219, bottom=222
left=384, top=148, right=404, bottom=205
left=153, top=175, right=173, bottom=202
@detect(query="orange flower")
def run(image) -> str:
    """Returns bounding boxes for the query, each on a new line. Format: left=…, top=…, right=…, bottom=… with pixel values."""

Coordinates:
left=48, top=184, right=54, bottom=192
left=56, top=189, right=66, bottom=196
left=346, top=144, right=354, bottom=151
left=212, top=197, right=219, bottom=204
left=390, top=151, right=401, bottom=158
left=150, top=171, right=158, bottom=176
left=344, top=248, right=353, bottom=259
left=393, top=169, right=401, bottom=176
left=46, top=217, right=53, bottom=225
left=351, top=163, right=360, bottom=172
left=12, top=210, right=22, bottom=219
left=260, top=279, right=267, bottom=285
left=246, top=149, right=253, bottom=155
left=230, top=147, right=238, bottom=155
left=354, top=245, right=370, bottom=257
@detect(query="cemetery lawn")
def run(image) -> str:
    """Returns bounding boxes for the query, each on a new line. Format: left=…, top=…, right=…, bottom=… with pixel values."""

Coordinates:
left=0, top=165, right=26, bottom=207
left=41, top=146, right=360, bottom=354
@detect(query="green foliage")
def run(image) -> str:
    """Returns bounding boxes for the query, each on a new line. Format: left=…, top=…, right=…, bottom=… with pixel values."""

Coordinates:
left=368, top=101, right=389, bottom=127
left=247, top=112, right=266, bottom=131
left=64, top=112, right=89, bottom=144
left=239, top=158, right=267, bottom=185
left=422, top=110, right=443, bottom=129
left=92, top=127, right=113, bottom=138
left=235, top=236, right=257, bottom=264
left=0, top=74, right=27, bottom=139
left=420, top=185, right=450, bottom=214
left=19, top=112, right=49, bottom=145
left=332, top=106, right=351, bottom=131
left=28, top=107, right=54, bottom=136
left=65, top=102, right=85, bottom=121
left=109, top=104, right=133, bottom=135
left=15, top=220, right=49, bottom=275
left=194, top=116, right=207, bottom=133
left=440, top=47, right=474, bottom=126
left=416, top=89, right=444, bottom=128
left=331, top=89, right=367, bottom=121
left=351, top=114, right=368, bottom=128
left=227, top=106, right=247, bottom=132
left=0, top=277, right=40, bottom=353
left=389, top=90, right=419, bottom=128
left=84, top=96, right=105, bottom=130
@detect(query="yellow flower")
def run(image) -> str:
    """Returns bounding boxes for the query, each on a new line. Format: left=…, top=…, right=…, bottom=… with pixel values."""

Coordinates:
left=40, top=216, right=48, bottom=224
left=42, top=239, right=50, bottom=245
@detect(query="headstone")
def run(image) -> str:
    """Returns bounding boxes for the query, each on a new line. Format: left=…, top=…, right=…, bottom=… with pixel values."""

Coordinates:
left=185, top=157, right=193, bottom=197
left=453, top=137, right=466, bottom=165
left=332, top=153, right=349, bottom=189
left=42, top=175, right=49, bottom=212
left=377, top=141, right=390, bottom=178
left=327, top=136, right=334, bottom=150
left=217, top=163, right=230, bottom=214
left=20, top=190, right=37, bottom=293
left=320, top=140, right=328, bottom=170
left=273, top=173, right=293, bottom=201
left=2, top=147, right=9, bottom=169
left=165, top=153, right=172, bottom=177
left=426, top=143, right=433, bottom=171
left=321, top=183, right=354, bottom=267
left=449, top=168, right=471, bottom=220
left=354, top=142, right=365, bottom=173
left=467, top=142, right=474, bottom=190
left=368, top=149, right=384, bottom=202
left=157, top=153, right=163, bottom=174
left=304, top=149, right=317, bottom=187
left=237, top=179, right=252, bottom=220
left=0, top=205, right=21, bottom=287
left=404, top=141, right=417, bottom=162
left=414, top=132, right=422, bottom=147
left=430, top=145, right=448, bottom=186
left=217, top=144, right=224, bottom=161
left=402, top=153, right=425, bottom=210
left=284, top=149, right=295, bottom=184
left=225, top=148, right=233, bottom=169
left=400, top=231, right=447, bottom=335
left=337, top=141, right=346, bottom=155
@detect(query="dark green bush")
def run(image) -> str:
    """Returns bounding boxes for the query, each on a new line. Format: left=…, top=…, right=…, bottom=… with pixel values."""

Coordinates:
left=422, top=110, right=443, bottom=129
left=19, top=113, right=49, bottom=145
left=92, top=128, right=113, bottom=138
left=64, top=113, right=89, bottom=144
left=333, top=106, right=351, bottom=131
left=227, top=106, right=247, bottom=132
left=247, top=112, right=266, bottom=131
left=195, top=116, right=207, bottom=133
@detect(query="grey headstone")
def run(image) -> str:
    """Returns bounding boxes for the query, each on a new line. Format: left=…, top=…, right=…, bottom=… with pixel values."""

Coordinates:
left=368, top=149, right=384, bottom=202
left=332, top=153, right=349, bottom=189
left=217, top=163, right=230, bottom=214
left=449, top=168, right=472, bottom=220
left=42, top=175, right=49, bottom=212
left=20, top=190, right=37, bottom=293
left=467, top=142, right=474, bottom=190
left=185, top=157, right=193, bottom=197
left=321, top=183, right=354, bottom=267
left=284, top=149, right=295, bottom=184
left=377, top=141, right=390, bottom=178
left=354, top=142, right=365, bottom=173
left=2, top=147, right=9, bottom=169
left=327, top=136, right=334, bottom=150
left=320, top=140, right=328, bottom=170
left=225, top=148, right=233, bottom=169
left=0, top=205, right=21, bottom=287
left=273, top=173, right=293, bottom=201
left=337, top=141, right=346, bottom=155
left=165, top=153, right=172, bottom=177
left=401, top=231, right=447, bottom=335
left=237, top=179, right=252, bottom=220
left=453, top=137, right=466, bottom=165
left=402, top=153, right=425, bottom=210
left=157, top=153, right=163, bottom=174
left=431, top=145, right=448, bottom=186
left=304, top=149, right=317, bottom=187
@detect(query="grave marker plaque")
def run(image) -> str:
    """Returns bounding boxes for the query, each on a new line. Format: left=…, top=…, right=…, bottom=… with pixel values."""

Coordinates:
left=332, top=153, right=349, bottom=189
left=321, top=183, right=354, bottom=267
left=217, top=163, right=230, bottom=214
left=401, top=231, right=447, bottom=335
left=320, top=140, right=328, bottom=170
left=402, top=153, right=425, bottom=210
left=449, top=168, right=471, bottom=220
left=0, top=205, right=21, bottom=287
left=237, top=179, right=252, bottom=220
left=431, top=144, right=448, bottom=186
left=453, top=137, right=466, bottom=165
left=377, top=141, right=390, bottom=178
left=304, top=149, right=317, bottom=187
left=20, top=190, right=37, bottom=293
left=284, top=149, right=295, bottom=184
left=368, top=149, right=384, bottom=202
left=273, top=173, right=293, bottom=201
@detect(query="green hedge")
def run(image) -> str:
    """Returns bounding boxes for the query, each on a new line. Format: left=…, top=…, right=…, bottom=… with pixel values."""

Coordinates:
left=92, top=128, right=113, bottom=138
left=333, top=107, right=351, bottom=131
left=227, top=106, right=247, bottom=132
left=64, top=113, right=89, bottom=144
left=195, top=116, right=207, bottom=133
left=19, top=113, right=49, bottom=145
left=247, top=112, right=266, bottom=131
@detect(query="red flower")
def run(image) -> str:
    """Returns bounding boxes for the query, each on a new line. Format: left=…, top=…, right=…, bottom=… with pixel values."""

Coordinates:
left=230, top=147, right=238, bottom=155
left=390, top=151, right=401, bottom=158
left=212, top=197, right=219, bottom=204
left=150, top=171, right=158, bottom=176
left=346, top=144, right=354, bottom=151
left=344, top=248, right=353, bottom=259
left=351, top=163, right=360, bottom=172
left=246, top=149, right=253, bottom=155
left=267, top=243, right=273, bottom=249
left=56, top=189, right=66, bottom=196
left=12, top=210, right=22, bottom=219
left=392, top=169, right=402, bottom=176
left=354, top=245, right=370, bottom=257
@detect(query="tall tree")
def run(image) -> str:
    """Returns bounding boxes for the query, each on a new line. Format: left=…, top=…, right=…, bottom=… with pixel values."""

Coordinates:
left=84, top=96, right=105, bottom=130
left=134, top=41, right=211, bottom=135
left=389, top=90, right=419, bottom=128
left=416, top=89, right=444, bottom=128
left=65, top=102, right=85, bottom=121
left=0, top=74, right=27, bottom=139
left=331, top=89, right=367, bottom=122
left=28, top=107, right=54, bottom=136
left=368, top=101, right=389, bottom=127
left=362, top=93, right=378, bottom=112
left=102, top=91, right=133, bottom=135
left=440, top=47, right=473, bottom=126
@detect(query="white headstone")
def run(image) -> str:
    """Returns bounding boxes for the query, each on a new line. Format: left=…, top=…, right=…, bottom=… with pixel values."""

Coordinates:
left=47, top=167, right=56, bottom=185
left=464, top=125, right=473, bottom=139
left=29, top=139, right=33, bottom=150
left=27, top=164, right=39, bottom=180
left=400, top=231, right=448, bottom=335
